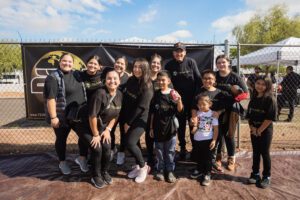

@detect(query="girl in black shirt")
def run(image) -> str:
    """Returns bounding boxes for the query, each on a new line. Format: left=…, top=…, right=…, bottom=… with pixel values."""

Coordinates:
left=119, top=58, right=153, bottom=183
left=145, top=53, right=163, bottom=168
left=88, top=70, right=123, bottom=188
left=80, top=55, right=103, bottom=104
left=246, top=76, right=276, bottom=189
left=215, top=54, right=248, bottom=171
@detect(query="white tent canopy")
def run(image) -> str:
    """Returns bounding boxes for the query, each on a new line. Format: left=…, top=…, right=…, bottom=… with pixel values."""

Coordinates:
left=232, top=37, right=300, bottom=66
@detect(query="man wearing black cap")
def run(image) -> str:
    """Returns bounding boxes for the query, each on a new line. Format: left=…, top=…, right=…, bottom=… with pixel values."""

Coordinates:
left=165, top=42, right=201, bottom=160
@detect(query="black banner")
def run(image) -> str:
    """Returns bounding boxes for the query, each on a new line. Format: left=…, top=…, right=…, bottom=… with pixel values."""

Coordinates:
left=22, top=43, right=214, bottom=119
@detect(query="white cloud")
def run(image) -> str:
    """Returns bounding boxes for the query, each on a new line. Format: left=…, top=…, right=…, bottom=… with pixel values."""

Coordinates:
left=212, top=0, right=300, bottom=34
left=81, top=28, right=111, bottom=35
left=138, top=9, right=157, bottom=23
left=154, top=30, right=193, bottom=42
left=102, top=0, right=131, bottom=6
left=212, top=10, right=255, bottom=32
left=177, top=20, right=188, bottom=26
left=0, top=0, right=128, bottom=35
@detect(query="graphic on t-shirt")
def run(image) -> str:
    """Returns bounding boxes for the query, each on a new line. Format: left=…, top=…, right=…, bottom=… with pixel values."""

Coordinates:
left=198, top=116, right=213, bottom=132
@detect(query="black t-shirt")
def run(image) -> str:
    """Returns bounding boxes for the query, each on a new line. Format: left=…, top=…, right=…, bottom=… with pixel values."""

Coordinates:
left=216, top=71, right=248, bottom=95
left=192, top=87, right=233, bottom=112
left=89, top=87, right=123, bottom=130
left=165, top=57, right=201, bottom=105
left=80, top=70, right=103, bottom=103
left=150, top=90, right=178, bottom=142
left=246, top=95, right=277, bottom=129
left=119, top=73, right=130, bottom=93
left=44, top=70, right=86, bottom=112
left=120, top=76, right=154, bottom=125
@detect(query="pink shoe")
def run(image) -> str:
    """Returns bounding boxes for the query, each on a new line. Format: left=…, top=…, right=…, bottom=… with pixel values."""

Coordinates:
left=128, top=165, right=140, bottom=179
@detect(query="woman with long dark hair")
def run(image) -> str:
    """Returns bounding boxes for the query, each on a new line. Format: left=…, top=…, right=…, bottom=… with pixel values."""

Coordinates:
left=246, top=76, right=276, bottom=188
left=119, top=58, right=153, bottom=183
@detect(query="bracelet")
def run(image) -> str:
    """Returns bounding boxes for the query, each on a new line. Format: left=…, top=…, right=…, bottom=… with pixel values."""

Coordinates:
left=93, top=134, right=99, bottom=137
left=51, top=116, right=57, bottom=120
left=106, top=127, right=112, bottom=132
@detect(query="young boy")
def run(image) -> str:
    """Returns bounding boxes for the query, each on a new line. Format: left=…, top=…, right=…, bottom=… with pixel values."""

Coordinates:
left=191, top=94, right=218, bottom=186
left=150, top=71, right=183, bottom=183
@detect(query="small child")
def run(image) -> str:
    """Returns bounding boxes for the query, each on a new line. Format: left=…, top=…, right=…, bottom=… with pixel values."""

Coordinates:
left=150, top=71, right=183, bottom=183
left=191, top=94, right=218, bottom=186
left=246, top=76, right=276, bottom=189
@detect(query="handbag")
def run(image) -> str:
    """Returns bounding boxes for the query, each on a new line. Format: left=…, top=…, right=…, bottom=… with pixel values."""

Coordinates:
left=66, top=103, right=86, bottom=122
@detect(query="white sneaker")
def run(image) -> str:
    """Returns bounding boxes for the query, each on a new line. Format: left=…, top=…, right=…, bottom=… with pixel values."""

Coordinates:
left=116, top=152, right=125, bottom=165
left=135, top=164, right=150, bottom=183
left=128, top=165, right=140, bottom=179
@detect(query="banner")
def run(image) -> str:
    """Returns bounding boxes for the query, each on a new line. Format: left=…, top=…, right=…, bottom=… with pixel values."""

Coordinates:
left=22, top=43, right=214, bottom=119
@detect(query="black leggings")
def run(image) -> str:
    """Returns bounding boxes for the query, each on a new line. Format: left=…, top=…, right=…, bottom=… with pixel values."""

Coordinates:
left=251, top=128, right=273, bottom=177
left=53, top=124, right=88, bottom=161
left=125, top=119, right=147, bottom=168
left=193, top=140, right=213, bottom=175
left=72, top=121, right=111, bottom=177
left=111, top=120, right=126, bottom=152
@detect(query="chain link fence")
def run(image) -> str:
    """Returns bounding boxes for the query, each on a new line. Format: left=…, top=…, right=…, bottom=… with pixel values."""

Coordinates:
left=0, top=42, right=299, bottom=155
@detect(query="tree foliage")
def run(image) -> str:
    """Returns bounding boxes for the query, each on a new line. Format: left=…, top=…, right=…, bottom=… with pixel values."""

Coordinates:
left=0, top=44, right=22, bottom=75
left=232, top=4, right=300, bottom=55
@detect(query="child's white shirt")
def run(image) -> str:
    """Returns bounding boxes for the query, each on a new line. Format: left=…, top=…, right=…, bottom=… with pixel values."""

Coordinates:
left=194, top=109, right=218, bottom=141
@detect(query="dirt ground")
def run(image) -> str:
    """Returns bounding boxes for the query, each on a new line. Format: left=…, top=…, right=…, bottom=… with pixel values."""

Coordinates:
left=0, top=152, right=300, bottom=200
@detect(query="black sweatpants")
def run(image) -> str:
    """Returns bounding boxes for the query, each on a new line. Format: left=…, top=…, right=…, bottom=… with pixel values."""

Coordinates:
left=53, top=123, right=88, bottom=161
left=193, top=139, right=213, bottom=175
left=125, top=119, right=147, bottom=168
left=72, top=120, right=111, bottom=177
left=251, top=128, right=273, bottom=178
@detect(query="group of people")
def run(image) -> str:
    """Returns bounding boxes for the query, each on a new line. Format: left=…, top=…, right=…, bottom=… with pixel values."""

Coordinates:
left=44, top=42, right=276, bottom=189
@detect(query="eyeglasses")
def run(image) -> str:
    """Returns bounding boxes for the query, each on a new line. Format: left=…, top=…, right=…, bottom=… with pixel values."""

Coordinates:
left=203, top=77, right=214, bottom=80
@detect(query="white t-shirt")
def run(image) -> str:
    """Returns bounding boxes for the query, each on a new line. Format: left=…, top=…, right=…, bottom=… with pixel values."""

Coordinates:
left=194, top=109, right=218, bottom=141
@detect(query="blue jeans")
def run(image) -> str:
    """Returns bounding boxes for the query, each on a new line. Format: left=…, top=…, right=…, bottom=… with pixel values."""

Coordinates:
left=154, top=136, right=176, bottom=172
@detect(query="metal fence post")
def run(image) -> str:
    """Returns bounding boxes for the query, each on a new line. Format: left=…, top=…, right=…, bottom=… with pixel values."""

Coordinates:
left=224, top=39, right=229, bottom=57
left=237, top=43, right=241, bottom=149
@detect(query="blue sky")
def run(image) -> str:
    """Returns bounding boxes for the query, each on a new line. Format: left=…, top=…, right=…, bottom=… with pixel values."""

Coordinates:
left=0, top=0, right=300, bottom=43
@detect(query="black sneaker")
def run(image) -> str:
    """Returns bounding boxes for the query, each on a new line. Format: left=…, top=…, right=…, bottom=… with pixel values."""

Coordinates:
left=91, top=176, right=105, bottom=189
left=102, top=171, right=113, bottom=185
left=260, top=177, right=271, bottom=189
left=201, top=175, right=211, bottom=186
left=190, top=169, right=202, bottom=179
left=248, top=173, right=261, bottom=184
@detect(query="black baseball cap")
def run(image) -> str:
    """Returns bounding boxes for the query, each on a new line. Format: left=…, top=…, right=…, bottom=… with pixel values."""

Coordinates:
left=173, top=42, right=186, bottom=51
